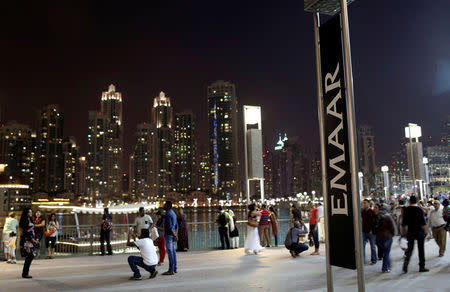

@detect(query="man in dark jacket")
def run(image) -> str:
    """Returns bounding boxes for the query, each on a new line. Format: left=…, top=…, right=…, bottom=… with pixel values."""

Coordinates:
left=285, top=221, right=309, bottom=257
left=361, top=199, right=377, bottom=264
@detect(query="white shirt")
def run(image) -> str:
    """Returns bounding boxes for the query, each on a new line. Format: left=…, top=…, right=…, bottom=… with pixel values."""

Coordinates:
left=135, top=215, right=153, bottom=235
left=3, top=217, right=18, bottom=235
left=134, top=238, right=158, bottom=266
left=317, top=205, right=324, bottom=219
left=429, top=205, right=446, bottom=228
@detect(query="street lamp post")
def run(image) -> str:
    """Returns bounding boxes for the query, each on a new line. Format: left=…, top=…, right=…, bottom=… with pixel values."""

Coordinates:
left=381, top=166, right=389, bottom=202
left=423, top=157, right=429, bottom=198
left=404, top=123, right=422, bottom=199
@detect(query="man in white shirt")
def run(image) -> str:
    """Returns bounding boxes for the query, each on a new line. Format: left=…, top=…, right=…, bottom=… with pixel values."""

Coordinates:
left=429, top=201, right=447, bottom=257
left=316, top=203, right=325, bottom=243
left=135, top=207, right=153, bottom=237
left=126, top=229, right=158, bottom=280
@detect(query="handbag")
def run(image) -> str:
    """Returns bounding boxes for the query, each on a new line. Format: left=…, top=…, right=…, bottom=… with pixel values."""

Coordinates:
left=45, top=228, right=56, bottom=238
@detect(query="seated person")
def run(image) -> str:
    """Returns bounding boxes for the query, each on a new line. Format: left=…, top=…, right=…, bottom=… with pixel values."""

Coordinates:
left=126, top=229, right=158, bottom=280
left=285, top=221, right=309, bottom=257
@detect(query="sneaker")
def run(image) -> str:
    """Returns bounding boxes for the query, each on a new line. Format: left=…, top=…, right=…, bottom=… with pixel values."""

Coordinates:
left=419, top=268, right=429, bottom=272
left=11, top=260, right=17, bottom=264
left=129, top=276, right=142, bottom=280
left=149, top=271, right=158, bottom=279
left=162, top=271, right=174, bottom=276
left=382, top=270, right=391, bottom=273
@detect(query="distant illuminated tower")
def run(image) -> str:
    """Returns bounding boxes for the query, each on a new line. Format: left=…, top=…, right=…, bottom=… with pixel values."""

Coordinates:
left=357, top=124, right=377, bottom=191
left=37, top=105, right=64, bottom=193
left=207, top=80, right=239, bottom=199
left=174, top=112, right=196, bottom=194
left=262, top=148, right=273, bottom=198
left=152, top=91, right=174, bottom=196
left=76, top=156, right=87, bottom=196
left=87, top=84, right=123, bottom=201
left=62, top=136, right=79, bottom=193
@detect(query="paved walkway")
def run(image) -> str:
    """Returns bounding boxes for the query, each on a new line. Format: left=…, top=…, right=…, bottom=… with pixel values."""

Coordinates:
left=1, top=236, right=449, bottom=292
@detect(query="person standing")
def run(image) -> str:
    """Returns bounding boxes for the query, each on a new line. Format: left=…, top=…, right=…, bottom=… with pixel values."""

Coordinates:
left=162, top=201, right=178, bottom=275
left=3, top=212, right=19, bottom=264
left=269, top=206, right=279, bottom=247
left=176, top=208, right=189, bottom=252
left=361, top=199, right=377, bottom=264
left=285, top=221, right=309, bottom=257
left=308, top=202, right=320, bottom=255
left=317, top=203, right=325, bottom=243
left=443, top=199, right=449, bottom=234
left=216, top=206, right=232, bottom=250
left=100, top=207, right=113, bottom=256
left=402, top=195, right=429, bottom=273
left=228, top=210, right=239, bottom=249
left=135, top=207, right=153, bottom=237
left=428, top=200, right=447, bottom=257
left=244, top=204, right=263, bottom=255
left=19, top=208, right=36, bottom=278
left=32, top=210, right=45, bottom=258
left=291, top=203, right=302, bottom=222
left=374, top=204, right=396, bottom=273
left=126, top=229, right=158, bottom=280
left=45, top=213, right=59, bottom=259
left=258, top=204, right=271, bottom=247
left=155, top=210, right=166, bottom=265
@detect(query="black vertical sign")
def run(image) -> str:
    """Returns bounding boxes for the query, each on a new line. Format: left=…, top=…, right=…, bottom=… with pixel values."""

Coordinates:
left=320, top=14, right=356, bottom=269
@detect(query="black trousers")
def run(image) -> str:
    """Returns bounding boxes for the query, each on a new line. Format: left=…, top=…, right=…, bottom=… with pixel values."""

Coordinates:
left=100, top=230, right=112, bottom=255
left=218, top=227, right=230, bottom=249
left=287, top=242, right=309, bottom=255
left=404, top=231, right=426, bottom=268
left=22, top=253, right=34, bottom=277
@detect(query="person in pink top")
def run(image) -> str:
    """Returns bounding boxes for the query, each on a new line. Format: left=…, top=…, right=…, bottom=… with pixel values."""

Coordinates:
left=258, top=204, right=271, bottom=247
left=308, top=202, right=320, bottom=255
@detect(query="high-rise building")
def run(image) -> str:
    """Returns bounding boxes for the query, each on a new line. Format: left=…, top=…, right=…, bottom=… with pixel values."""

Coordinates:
left=357, top=124, right=377, bottom=191
left=207, top=80, right=239, bottom=200
left=440, top=115, right=450, bottom=146
left=130, top=122, right=157, bottom=199
left=152, top=91, right=174, bottom=196
left=262, top=148, right=273, bottom=198
left=76, top=156, right=87, bottom=197
left=426, top=145, right=450, bottom=188
left=174, top=112, right=196, bottom=194
left=0, top=121, right=34, bottom=184
left=37, top=105, right=64, bottom=193
left=62, top=137, right=79, bottom=193
left=197, top=150, right=211, bottom=192
left=273, top=134, right=289, bottom=197
left=87, top=84, right=123, bottom=201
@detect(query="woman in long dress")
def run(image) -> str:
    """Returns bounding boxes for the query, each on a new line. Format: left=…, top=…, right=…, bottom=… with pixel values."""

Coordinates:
left=176, top=208, right=189, bottom=252
left=244, top=204, right=263, bottom=255
left=269, top=206, right=280, bottom=247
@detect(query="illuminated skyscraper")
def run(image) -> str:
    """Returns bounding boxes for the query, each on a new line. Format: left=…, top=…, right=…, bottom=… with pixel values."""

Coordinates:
left=62, top=137, right=79, bottom=193
left=76, top=156, right=87, bottom=196
left=207, top=80, right=239, bottom=200
left=357, top=124, right=377, bottom=191
left=174, top=112, right=196, bottom=194
left=37, top=105, right=64, bottom=193
left=152, top=91, right=174, bottom=196
left=87, top=84, right=123, bottom=201
left=262, top=148, right=273, bottom=198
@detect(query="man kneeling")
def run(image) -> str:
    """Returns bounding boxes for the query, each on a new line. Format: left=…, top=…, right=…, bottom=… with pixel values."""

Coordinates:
left=285, top=221, right=309, bottom=258
left=127, top=229, right=158, bottom=280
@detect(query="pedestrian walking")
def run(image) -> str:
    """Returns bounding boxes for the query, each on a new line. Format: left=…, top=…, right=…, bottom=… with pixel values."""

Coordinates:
left=228, top=209, right=239, bottom=249
left=428, top=200, right=447, bottom=257
left=135, top=207, right=153, bottom=237
left=126, top=229, right=158, bottom=280
left=402, top=195, right=429, bottom=273
left=162, top=201, right=178, bottom=275
left=100, top=207, right=113, bottom=256
left=308, top=202, right=320, bottom=255
left=154, top=210, right=166, bottom=266
left=244, top=204, right=263, bottom=255
left=176, top=208, right=189, bottom=252
left=361, top=199, right=377, bottom=264
left=32, top=210, right=45, bottom=258
left=258, top=204, right=271, bottom=247
left=285, top=221, right=309, bottom=257
left=45, top=213, right=59, bottom=259
left=19, top=208, right=36, bottom=279
left=216, top=206, right=232, bottom=249
left=374, top=204, right=396, bottom=273
left=3, top=212, right=18, bottom=264
left=269, top=206, right=279, bottom=247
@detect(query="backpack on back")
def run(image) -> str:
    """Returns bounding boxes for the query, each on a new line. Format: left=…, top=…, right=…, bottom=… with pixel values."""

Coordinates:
left=218, top=212, right=228, bottom=228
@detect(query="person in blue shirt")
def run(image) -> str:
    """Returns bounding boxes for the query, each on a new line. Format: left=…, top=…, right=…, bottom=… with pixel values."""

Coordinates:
left=162, top=201, right=178, bottom=275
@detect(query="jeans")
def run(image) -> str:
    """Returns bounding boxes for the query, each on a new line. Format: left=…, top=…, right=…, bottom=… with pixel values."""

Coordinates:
left=287, top=242, right=309, bottom=255
left=404, top=231, right=426, bottom=269
left=362, top=232, right=377, bottom=263
left=218, top=227, right=230, bottom=249
left=258, top=225, right=271, bottom=247
left=165, top=235, right=177, bottom=272
left=100, top=230, right=112, bottom=255
left=376, top=238, right=392, bottom=271
left=22, top=253, right=34, bottom=277
left=309, top=224, right=319, bottom=249
left=274, top=234, right=278, bottom=246
left=128, top=256, right=156, bottom=277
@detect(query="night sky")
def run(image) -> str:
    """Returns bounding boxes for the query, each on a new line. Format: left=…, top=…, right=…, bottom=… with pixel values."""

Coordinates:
left=0, top=1, right=449, bottom=169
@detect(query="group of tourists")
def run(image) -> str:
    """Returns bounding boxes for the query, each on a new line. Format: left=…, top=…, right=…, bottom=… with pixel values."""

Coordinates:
left=361, top=195, right=449, bottom=274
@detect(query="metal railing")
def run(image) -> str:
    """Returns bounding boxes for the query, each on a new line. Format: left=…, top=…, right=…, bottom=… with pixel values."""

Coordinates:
left=1, top=219, right=300, bottom=259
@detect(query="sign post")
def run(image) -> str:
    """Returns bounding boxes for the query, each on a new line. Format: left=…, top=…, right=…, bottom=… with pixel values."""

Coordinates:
left=305, top=0, right=364, bottom=291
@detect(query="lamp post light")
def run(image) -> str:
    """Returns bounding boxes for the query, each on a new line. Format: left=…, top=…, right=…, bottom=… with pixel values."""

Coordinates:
left=312, top=190, right=316, bottom=202
left=423, top=157, right=429, bottom=198
left=404, top=123, right=422, bottom=197
left=381, top=166, right=389, bottom=202
left=358, top=171, right=364, bottom=200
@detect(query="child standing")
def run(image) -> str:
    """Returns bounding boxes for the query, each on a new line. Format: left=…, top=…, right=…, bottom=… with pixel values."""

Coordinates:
left=7, top=232, right=17, bottom=263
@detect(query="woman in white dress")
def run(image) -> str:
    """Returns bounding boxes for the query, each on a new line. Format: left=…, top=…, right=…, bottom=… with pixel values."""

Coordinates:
left=244, top=204, right=263, bottom=255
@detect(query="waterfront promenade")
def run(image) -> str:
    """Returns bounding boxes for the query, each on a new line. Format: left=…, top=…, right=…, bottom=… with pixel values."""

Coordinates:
left=1, top=237, right=449, bottom=292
